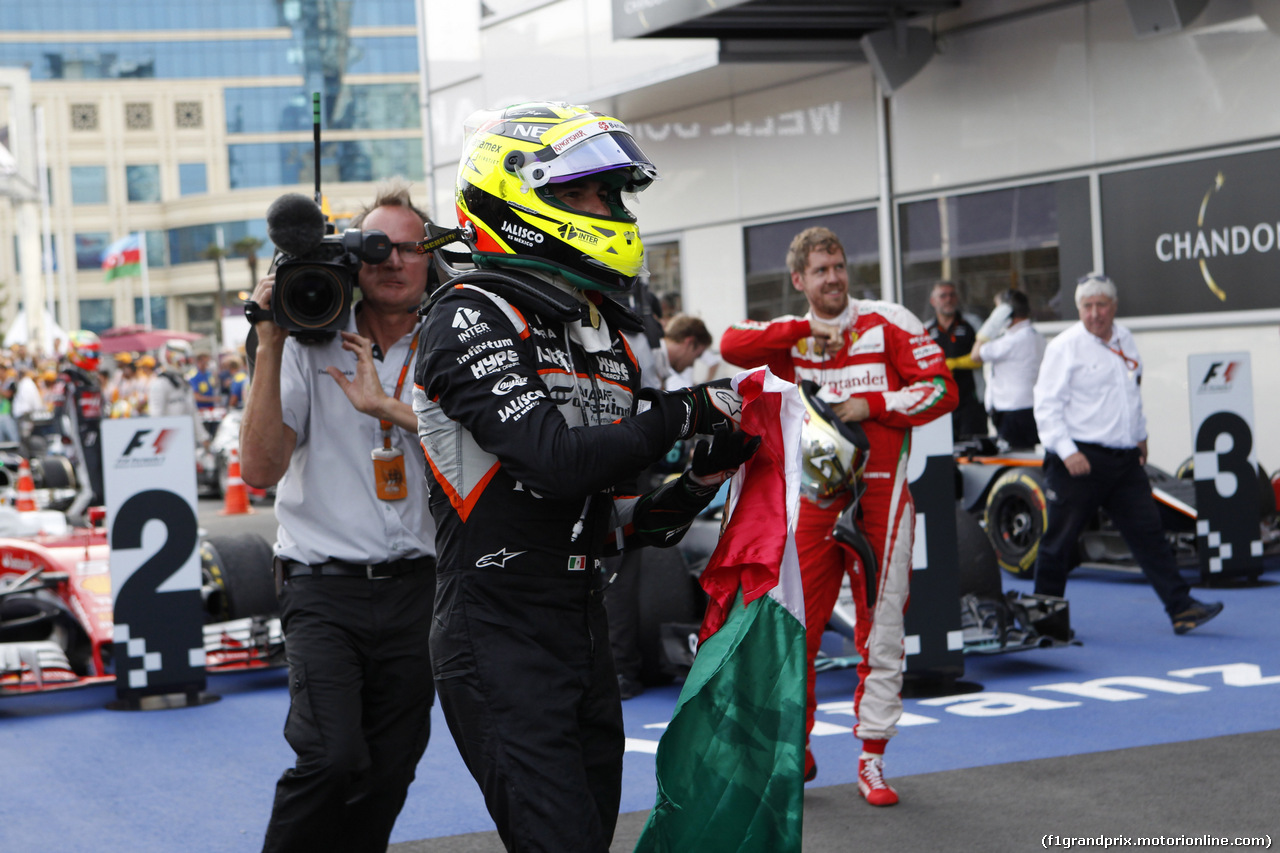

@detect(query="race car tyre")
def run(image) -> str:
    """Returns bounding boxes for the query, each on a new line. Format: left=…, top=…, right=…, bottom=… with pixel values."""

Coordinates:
left=957, top=505, right=1003, bottom=600
left=203, top=534, right=278, bottom=622
left=637, top=545, right=702, bottom=686
left=984, top=468, right=1048, bottom=579
left=0, top=595, right=60, bottom=643
left=31, top=455, right=75, bottom=490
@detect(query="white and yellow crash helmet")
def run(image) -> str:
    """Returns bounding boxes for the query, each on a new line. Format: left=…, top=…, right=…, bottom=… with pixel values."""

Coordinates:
left=455, top=101, right=659, bottom=292
left=798, top=382, right=869, bottom=502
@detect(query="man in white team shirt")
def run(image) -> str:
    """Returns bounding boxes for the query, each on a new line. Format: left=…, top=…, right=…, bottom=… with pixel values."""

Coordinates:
left=969, top=289, right=1045, bottom=449
left=1032, top=273, right=1223, bottom=635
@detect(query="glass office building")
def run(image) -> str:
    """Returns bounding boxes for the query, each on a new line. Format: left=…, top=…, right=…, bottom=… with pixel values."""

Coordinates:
left=0, top=0, right=423, bottom=337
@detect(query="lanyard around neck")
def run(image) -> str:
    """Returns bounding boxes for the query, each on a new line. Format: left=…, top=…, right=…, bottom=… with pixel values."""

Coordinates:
left=380, top=325, right=421, bottom=449
left=1103, top=339, right=1139, bottom=372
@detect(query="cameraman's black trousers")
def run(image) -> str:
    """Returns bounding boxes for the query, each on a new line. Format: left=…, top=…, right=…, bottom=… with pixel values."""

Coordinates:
left=262, top=565, right=435, bottom=853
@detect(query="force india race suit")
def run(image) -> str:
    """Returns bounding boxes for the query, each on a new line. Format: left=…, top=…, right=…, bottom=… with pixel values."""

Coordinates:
left=720, top=299, right=957, bottom=753
left=413, top=269, right=719, bottom=853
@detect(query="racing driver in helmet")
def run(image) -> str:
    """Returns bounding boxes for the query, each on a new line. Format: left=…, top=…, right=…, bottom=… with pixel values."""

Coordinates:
left=413, top=102, right=757, bottom=851
left=51, top=330, right=106, bottom=521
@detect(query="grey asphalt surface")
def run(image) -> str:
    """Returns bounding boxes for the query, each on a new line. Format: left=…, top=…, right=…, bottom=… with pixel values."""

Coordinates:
left=395, top=729, right=1280, bottom=853
left=196, top=492, right=280, bottom=545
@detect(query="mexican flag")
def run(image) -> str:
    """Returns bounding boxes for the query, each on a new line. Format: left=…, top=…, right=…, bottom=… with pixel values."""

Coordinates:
left=102, top=233, right=142, bottom=281
left=635, top=367, right=807, bottom=853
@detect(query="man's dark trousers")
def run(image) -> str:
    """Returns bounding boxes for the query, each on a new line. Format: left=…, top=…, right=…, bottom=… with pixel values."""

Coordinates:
left=992, top=408, right=1039, bottom=450
left=263, top=567, right=436, bottom=853
left=1034, top=444, right=1194, bottom=617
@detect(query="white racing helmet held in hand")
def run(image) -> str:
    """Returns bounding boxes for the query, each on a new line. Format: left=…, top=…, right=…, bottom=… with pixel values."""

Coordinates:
left=798, top=381, right=869, bottom=502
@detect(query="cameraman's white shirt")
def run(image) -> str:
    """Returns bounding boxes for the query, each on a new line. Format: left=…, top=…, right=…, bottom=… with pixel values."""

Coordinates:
left=274, top=311, right=435, bottom=566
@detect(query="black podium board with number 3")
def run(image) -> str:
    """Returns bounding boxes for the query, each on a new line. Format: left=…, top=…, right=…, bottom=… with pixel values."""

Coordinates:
left=1187, top=353, right=1263, bottom=583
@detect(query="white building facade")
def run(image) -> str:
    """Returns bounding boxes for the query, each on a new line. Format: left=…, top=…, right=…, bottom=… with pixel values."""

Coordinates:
left=419, top=0, right=1280, bottom=470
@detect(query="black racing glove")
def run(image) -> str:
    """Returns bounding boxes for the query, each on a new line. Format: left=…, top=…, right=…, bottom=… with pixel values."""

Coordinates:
left=687, top=429, right=762, bottom=491
left=639, top=378, right=744, bottom=442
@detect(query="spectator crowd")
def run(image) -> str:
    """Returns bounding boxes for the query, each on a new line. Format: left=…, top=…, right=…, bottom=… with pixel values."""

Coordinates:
left=0, top=339, right=249, bottom=458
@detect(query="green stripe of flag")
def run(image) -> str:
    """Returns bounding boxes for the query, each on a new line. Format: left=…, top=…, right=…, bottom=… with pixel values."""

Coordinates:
left=634, top=587, right=806, bottom=853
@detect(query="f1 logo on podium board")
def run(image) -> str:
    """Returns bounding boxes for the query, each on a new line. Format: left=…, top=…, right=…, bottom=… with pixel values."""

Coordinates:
left=103, top=418, right=208, bottom=703
left=1187, top=353, right=1262, bottom=581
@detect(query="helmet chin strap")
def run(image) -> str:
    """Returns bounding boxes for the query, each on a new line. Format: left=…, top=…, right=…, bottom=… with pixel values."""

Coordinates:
left=417, top=222, right=474, bottom=255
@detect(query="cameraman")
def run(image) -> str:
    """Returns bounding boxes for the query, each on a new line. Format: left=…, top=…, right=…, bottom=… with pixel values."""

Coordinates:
left=240, top=180, right=437, bottom=853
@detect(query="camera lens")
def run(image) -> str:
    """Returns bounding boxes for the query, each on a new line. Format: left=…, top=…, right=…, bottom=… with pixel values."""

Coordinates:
left=278, top=266, right=347, bottom=329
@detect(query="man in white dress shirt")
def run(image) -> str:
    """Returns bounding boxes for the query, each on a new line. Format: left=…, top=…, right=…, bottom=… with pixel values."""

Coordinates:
left=970, top=289, right=1045, bottom=449
left=1032, top=273, right=1223, bottom=634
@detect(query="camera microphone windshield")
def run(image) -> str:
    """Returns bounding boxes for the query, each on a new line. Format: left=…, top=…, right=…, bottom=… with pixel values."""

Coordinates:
left=267, top=193, right=327, bottom=257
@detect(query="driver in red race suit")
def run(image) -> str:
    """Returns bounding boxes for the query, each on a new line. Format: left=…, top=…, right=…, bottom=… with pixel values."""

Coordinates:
left=720, top=226, right=957, bottom=807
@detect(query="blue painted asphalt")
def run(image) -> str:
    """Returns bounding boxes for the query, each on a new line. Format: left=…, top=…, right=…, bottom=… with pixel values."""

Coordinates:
left=3, top=563, right=1277, bottom=851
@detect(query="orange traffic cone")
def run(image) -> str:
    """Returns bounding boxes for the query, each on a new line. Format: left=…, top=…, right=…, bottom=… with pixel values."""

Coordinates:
left=15, top=458, right=37, bottom=512
left=219, top=447, right=254, bottom=516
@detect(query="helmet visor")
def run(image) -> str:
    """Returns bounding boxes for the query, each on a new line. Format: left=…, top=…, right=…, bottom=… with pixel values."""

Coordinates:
left=522, top=131, right=658, bottom=193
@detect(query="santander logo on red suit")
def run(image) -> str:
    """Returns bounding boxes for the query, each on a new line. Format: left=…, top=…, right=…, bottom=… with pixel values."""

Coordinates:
left=796, top=363, right=889, bottom=403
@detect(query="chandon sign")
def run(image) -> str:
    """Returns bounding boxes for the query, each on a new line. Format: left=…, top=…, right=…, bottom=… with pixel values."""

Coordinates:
left=1100, top=147, right=1280, bottom=317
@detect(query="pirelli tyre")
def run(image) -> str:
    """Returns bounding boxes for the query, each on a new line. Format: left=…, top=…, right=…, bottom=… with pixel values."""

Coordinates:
left=984, top=468, right=1049, bottom=579
left=201, top=534, right=278, bottom=622
left=31, top=456, right=75, bottom=490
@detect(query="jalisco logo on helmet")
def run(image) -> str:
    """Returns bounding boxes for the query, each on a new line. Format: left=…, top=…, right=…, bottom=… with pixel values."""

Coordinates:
left=500, top=221, right=544, bottom=245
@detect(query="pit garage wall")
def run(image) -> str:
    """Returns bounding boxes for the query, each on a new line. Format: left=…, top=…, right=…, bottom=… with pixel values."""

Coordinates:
left=887, top=0, right=1280, bottom=473
left=426, top=0, right=1280, bottom=472
left=655, top=0, right=1280, bottom=473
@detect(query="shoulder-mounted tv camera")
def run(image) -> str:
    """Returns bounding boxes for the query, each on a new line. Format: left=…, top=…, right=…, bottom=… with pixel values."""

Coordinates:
left=242, top=92, right=403, bottom=341
left=243, top=191, right=394, bottom=341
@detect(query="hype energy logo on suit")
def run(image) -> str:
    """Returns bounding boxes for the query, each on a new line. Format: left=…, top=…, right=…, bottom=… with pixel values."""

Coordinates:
left=1099, top=147, right=1280, bottom=317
